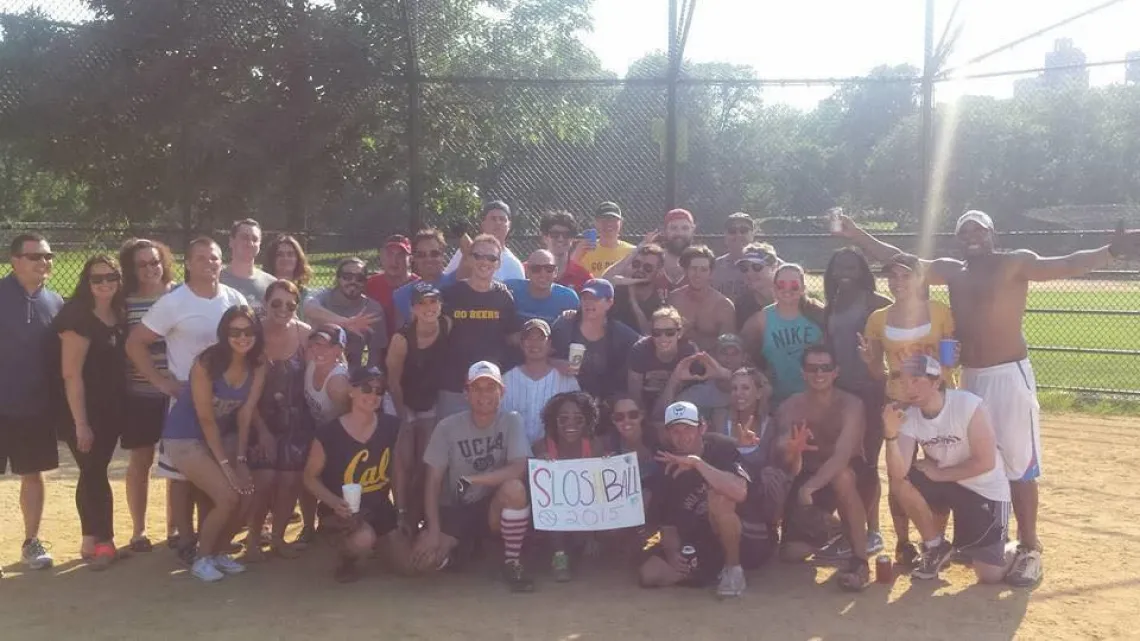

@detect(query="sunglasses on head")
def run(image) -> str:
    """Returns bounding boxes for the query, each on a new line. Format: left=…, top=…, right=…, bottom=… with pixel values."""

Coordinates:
left=612, top=409, right=641, bottom=422
left=415, top=249, right=443, bottom=259
left=18, top=252, right=54, bottom=262
left=802, top=363, right=836, bottom=373
left=89, top=273, right=121, bottom=285
left=737, top=261, right=772, bottom=273
left=775, top=279, right=801, bottom=292
left=338, top=271, right=367, bottom=283
left=270, top=299, right=298, bottom=312
left=471, top=251, right=500, bottom=263
left=356, top=380, right=384, bottom=395
left=529, top=264, right=556, bottom=274
left=227, top=326, right=257, bottom=338
left=136, top=258, right=161, bottom=269
left=651, top=327, right=679, bottom=338
left=727, top=226, right=752, bottom=235
left=631, top=259, right=657, bottom=272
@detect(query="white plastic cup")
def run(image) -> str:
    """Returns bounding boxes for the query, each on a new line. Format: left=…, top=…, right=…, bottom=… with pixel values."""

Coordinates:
left=342, top=483, right=362, bottom=514
left=568, top=343, right=586, bottom=368
left=828, top=208, right=844, bottom=233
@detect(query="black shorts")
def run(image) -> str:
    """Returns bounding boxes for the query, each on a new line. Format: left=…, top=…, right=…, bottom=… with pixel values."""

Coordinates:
left=121, top=394, right=168, bottom=450
left=0, top=413, right=59, bottom=475
left=783, top=461, right=877, bottom=547
left=318, top=502, right=398, bottom=538
left=247, top=430, right=315, bottom=472
left=647, top=532, right=774, bottom=587
left=908, top=469, right=1010, bottom=566
left=440, top=497, right=494, bottom=542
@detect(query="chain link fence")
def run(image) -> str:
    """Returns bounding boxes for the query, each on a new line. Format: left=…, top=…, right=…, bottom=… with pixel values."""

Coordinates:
left=2, top=1, right=1139, bottom=399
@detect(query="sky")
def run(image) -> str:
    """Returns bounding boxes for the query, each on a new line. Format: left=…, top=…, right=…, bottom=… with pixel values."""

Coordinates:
left=4, top=0, right=1139, bottom=106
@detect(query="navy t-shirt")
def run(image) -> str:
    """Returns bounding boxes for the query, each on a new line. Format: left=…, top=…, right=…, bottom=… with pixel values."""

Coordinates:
left=440, top=280, right=522, bottom=392
left=0, top=274, right=64, bottom=417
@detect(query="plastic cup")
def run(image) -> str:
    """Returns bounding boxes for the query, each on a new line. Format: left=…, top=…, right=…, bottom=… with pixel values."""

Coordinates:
left=581, top=228, right=598, bottom=246
left=939, top=339, right=959, bottom=367
left=342, top=483, right=362, bottom=513
left=828, top=209, right=843, bottom=233
left=568, top=343, right=586, bottom=368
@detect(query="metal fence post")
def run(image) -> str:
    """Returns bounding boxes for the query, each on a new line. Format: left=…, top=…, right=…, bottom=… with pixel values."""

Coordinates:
left=403, top=0, right=422, bottom=233
left=664, top=0, right=679, bottom=211
left=918, top=0, right=935, bottom=245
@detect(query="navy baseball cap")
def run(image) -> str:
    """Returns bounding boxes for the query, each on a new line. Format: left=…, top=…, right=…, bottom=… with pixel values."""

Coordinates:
left=580, top=278, right=615, bottom=300
left=411, top=280, right=442, bottom=304
left=349, top=365, right=386, bottom=386
left=309, top=324, right=347, bottom=349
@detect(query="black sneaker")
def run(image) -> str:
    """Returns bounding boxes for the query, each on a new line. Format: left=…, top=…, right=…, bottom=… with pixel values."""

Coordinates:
left=502, top=559, right=535, bottom=593
left=895, top=541, right=920, bottom=567
left=911, top=541, right=954, bottom=580
left=177, top=542, right=197, bottom=568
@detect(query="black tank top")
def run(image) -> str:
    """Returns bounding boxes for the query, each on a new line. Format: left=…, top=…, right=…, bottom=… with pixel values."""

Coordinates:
left=399, top=318, right=450, bottom=412
left=316, top=414, right=399, bottom=516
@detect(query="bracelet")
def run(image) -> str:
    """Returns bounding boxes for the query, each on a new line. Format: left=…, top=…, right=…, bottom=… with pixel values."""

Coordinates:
left=884, top=436, right=898, bottom=442
left=236, top=455, right=248, bottom=463
left=219, top=459, right=230, bottom=466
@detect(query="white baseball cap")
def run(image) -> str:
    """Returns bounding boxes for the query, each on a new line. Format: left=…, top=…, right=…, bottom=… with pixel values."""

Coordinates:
left=664, top=401, right=700, bottom=427
left=954, top=210, right=995, bottom=235
left=467, top=361, right=503, bottom=386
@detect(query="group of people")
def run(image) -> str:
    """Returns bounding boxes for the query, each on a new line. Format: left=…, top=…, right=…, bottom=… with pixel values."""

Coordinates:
left=2, top=203, right=1136, bottom=597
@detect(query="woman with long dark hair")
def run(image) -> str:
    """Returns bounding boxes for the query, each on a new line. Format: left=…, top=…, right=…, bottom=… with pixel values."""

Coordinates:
left=741, top=263, right=824, bottom=406
left=816, top=247, right=892, bottom=562
left=244, top=280, right=313, bottom=561
left=54, top=255, right=128, bottom=568
left=118, top=238, right=175, bottom=552
left=261, top=235, right=312, bottom=294
left=160, top=305, right=265, bottom=582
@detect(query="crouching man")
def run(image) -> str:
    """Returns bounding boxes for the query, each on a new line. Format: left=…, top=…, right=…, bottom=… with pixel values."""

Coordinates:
left=884, top=355, right=1013, bottom=583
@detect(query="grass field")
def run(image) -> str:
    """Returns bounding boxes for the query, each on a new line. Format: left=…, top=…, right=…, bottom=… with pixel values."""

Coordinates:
left=6, top=252, right=1139, bottom=404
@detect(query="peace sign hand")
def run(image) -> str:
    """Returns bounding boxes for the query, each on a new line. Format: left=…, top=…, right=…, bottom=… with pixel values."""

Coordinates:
left=787, top=421, right=818, bottom=455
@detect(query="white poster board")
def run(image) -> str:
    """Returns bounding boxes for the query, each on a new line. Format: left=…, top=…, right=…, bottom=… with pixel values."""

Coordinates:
left=528, top=455, right=645, bottom=532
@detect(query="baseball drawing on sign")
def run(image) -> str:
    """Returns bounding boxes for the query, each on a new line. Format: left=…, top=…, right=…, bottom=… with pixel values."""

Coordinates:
left=528, top=455, right=645, bottom=532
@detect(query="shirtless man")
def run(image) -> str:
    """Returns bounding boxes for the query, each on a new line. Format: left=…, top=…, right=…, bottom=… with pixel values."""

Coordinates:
left=836, top=209, right=1140, bottom=587
left=667, top=245, right=735, bottom=352
left=776, top=344, right=873, bottom=592
left=660, top=209, right=696, bottom=287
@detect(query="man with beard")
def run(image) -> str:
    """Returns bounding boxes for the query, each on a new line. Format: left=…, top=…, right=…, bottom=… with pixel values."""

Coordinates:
left=732, top=243, right=780, bottom=330
left=711, top=213, right=756, bottom=300
left=304, top=257, right=388, bottom=368
left=392, top=228, right=458, bottom=327
left=667, top=245, right=736, bottom=352
left=577, top=201, right=636, bottom=275
left=220, top=218, right=277, bottom=313
left=605, top=243, right=667, bottom=335
left=835, top=209, right=1140, bottom=587
left=444, top=200, right=526, bottom=282
left=539, top=211, right=592, bottom=291
left=661, top=208, right=697, bottom=287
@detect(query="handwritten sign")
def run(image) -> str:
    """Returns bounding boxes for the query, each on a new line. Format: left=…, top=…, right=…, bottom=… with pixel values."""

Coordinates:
left=528, top=455, right=645, bottom=532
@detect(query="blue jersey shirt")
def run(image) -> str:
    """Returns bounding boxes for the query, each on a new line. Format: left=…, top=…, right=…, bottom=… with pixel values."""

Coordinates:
left=505, top=279, right=580, bottom=323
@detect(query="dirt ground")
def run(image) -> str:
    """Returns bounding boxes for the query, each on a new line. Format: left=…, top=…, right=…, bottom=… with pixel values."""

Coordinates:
left=2, top=413, right=1138, bottom=641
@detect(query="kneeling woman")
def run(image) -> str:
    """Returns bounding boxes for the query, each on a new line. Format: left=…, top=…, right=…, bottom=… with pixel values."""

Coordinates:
left=160, top=305, right=264, bottom=582
left=303, top=366, right=415, bottom=583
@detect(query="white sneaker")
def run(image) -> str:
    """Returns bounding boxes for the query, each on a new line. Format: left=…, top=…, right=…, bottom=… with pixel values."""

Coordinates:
left=1005, top=546, right=1043, bottom=587
left=21, top=538, right=53, bottom=570
left=716, top=565, right=746, bottom=598
left=211, top=554, right=246, bottom=575
left=191, top=557, right=224, bottom=583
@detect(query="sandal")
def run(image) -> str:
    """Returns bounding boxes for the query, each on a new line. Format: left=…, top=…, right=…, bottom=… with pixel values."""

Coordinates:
left=129, top=536, right=154, bottom=553
left=837, top=559, right=871, bottom=592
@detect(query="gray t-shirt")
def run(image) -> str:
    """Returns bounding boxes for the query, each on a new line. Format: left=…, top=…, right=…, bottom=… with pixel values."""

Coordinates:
left=220, top=267, right=277, bottom=312
left=313, top=287, right=388, bottom=368
left=423, top=410, right=529, bottom=506
left=711, top=253, right=747, bottom=300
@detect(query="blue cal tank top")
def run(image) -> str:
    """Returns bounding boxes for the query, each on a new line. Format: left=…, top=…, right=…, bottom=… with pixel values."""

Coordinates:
left=761, top=306, right=822, bottom=404
left=162, top=369, right=255, bottom=440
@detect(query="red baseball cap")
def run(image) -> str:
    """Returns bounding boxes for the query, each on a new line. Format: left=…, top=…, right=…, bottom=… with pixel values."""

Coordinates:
left=665, top=208, right=694, bottom=225
left=384, top=234, right=412, bottom=255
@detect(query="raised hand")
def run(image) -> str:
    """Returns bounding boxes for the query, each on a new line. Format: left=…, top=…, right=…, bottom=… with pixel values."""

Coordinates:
left=856, top=332, right=874, bottom=365
left=787, top=421, right=818, bottom=455
left=640, top=229, right=662, bottom=248
left=654, top=451, right=702, bottom=478
left=830, top=209, right=859, bottom=239
left=882, top=402, right=906, bottom=440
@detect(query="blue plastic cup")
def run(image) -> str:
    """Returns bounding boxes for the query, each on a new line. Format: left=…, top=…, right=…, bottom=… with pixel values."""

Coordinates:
left=939, top=339, right=959, bottom=367
left=581, top=228, right=598, bottom=245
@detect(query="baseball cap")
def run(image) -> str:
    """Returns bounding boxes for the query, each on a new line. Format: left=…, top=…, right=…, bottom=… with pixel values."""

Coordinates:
left=481, top=200, right=511, bottom=218
left=664, top=401, right=700, bottom=427
left=716, top=333, right=744, bottom=350
left=411, top=280, right=442, bottom=304
left=899, top=354, right=942, bottom=378
left=580, top=278, right=615, bottom=300
left=348, top=365, right=386, bottom=387
left=665, top=208, right=694, bottom=225
left=467, top=360, right=504, bottom=386
left=954, top=210, right=994, bottom=235
left=594, top=201, right=622, bottom=219
left=521, top=318, right=551, bottom=337
left=736, top=246, right=778, bottom=267
left=881, top=253, right=921, bottom=275
left=309, top=324, right=347, bottom=349
left=384, top=234, right=412, bottom=255
left=726, top=212, right=755, bottom=229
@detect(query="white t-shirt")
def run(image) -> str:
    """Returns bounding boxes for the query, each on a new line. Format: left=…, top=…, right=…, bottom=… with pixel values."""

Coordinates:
left=304, top=360, right=350, bottom=424
left=142, top=283, right=248, bottom=381
left=902, top=389, right=1010, bottom=502
left=501, top=366, right=580, bottom=445
left=444, top=246, right=526, bottom=282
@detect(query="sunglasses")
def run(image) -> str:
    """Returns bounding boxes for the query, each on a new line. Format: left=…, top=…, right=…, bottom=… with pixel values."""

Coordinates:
left=338, top=271, right=367, bottom=283
left=415, top=249, right=443, bottom=259
left=227, top=326, right=257, bottom=338
left=775, top=280, right=801, bottom=292
left=136, top=258, right=162, bottom=269
left=651, top=327, right=680, bottom=338
left=545, top=230, right=572, bottom=240
left=737, top=261, right=772, bottom=273
left=270, top=299, right=298, bottom=312
left=356, top=380, right=384, bottom=395
left=529, top=264, right=557, bottom=274
left=727, top=226, right=753, bottom=235
left=802, top=363, right=836, bottom=373
left=89, top=273, right=121, bottom=285
left=471, top=251, right=500, bottom=263
left=612, top=409, right=641, bottom=422
left=631, top=259, right=657, bottom=272
left=18, top=252, right=54, bottom=262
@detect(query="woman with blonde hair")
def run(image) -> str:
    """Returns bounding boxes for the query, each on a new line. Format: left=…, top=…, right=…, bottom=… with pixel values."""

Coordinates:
left=627, top=306, right=698, bottom=415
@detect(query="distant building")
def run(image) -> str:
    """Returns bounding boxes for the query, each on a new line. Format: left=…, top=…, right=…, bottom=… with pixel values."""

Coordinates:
left=1127, top=51, right=1140, bottom=85
left=1014, top=38, right=1090, bottom=97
